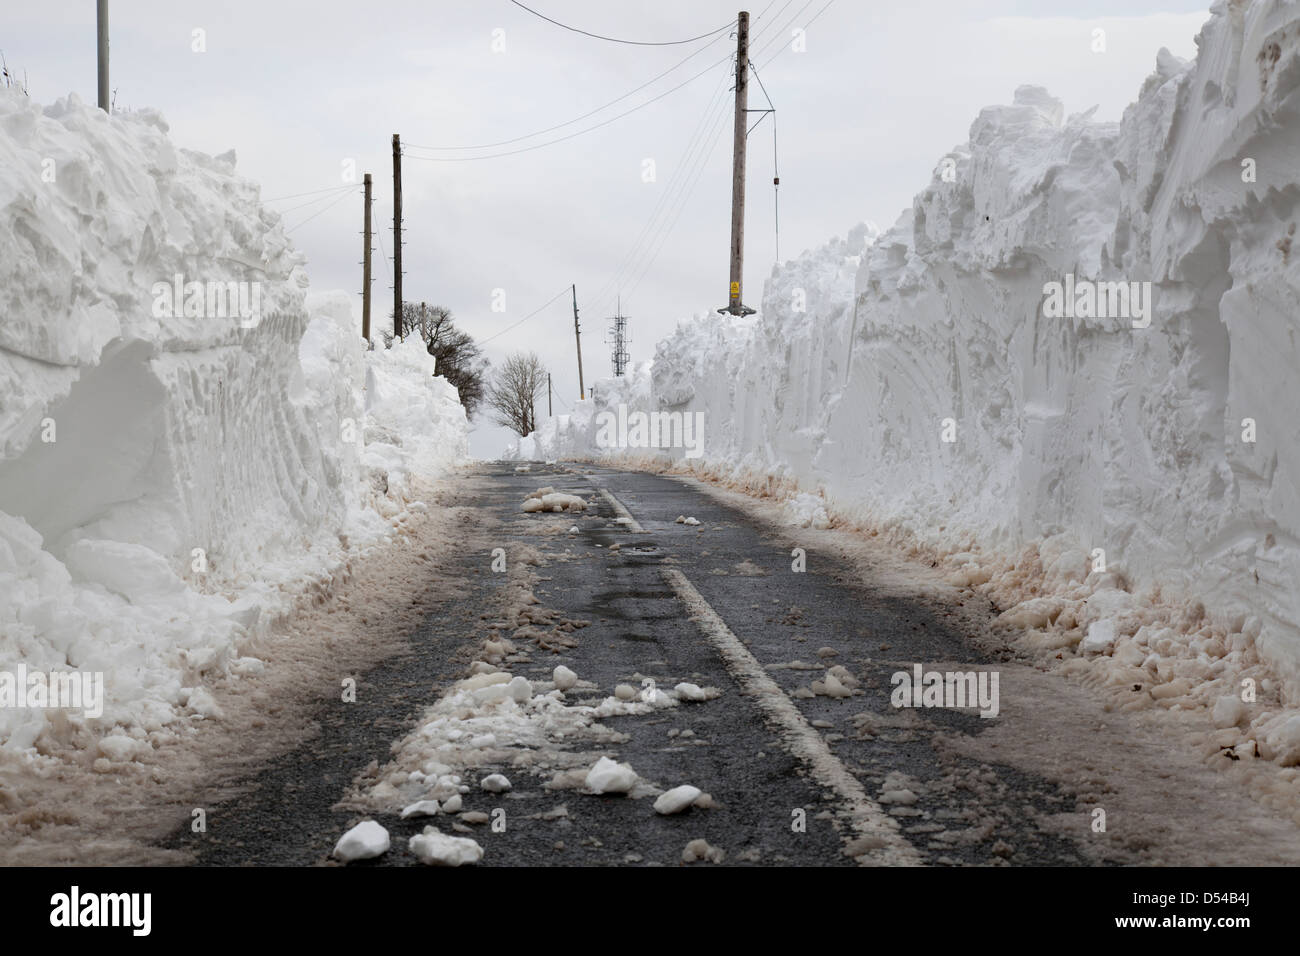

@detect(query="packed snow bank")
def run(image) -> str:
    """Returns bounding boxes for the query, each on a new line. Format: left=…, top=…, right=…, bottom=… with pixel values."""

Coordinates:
left=507, top=2, right=1300, bottom=705
left=0, top=90, right=467, bottom=750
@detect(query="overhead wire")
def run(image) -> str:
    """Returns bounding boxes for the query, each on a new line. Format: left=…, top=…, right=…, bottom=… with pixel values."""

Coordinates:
left=622, top=92, right=733, bottom=302
left=402, top=52, right=732, bottom=163
left=749, top=0, right=816, bottom=62
left=611, top=0, right=838, bottom=307
left=756, top=0, right=836, bottom=67
left=599, top=2, right=800, bottom=311
left=285, top=186, right=357, bottom=233
left=586, top=58, right=734, bottom=316
left=261, top=183, right=356, bottom=203
left=275, top=185, right=361, bottom=217
left=403, top=29, right=731, bottom=153
left=478, top=285, right=572, bottom=346
left=507, top=1, right=735, bottom=47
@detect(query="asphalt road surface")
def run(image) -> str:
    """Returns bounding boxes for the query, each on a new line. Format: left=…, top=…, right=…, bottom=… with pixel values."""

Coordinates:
left=164, top=461, right=1094, bottom=866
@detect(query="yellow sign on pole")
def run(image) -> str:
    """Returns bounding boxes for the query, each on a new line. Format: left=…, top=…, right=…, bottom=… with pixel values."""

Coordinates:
left=730, top=282, right=739, bottom=297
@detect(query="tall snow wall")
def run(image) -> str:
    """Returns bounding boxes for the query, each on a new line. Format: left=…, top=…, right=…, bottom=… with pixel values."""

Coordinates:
left=512, top=0, right=1300, bottom=698
left=0, top=91, right=467, bottom=748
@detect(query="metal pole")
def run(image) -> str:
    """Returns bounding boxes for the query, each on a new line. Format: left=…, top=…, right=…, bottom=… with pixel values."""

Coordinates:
left=96, top=0, right=109, bottom=112
left=719, top=11, right=754, bottom=316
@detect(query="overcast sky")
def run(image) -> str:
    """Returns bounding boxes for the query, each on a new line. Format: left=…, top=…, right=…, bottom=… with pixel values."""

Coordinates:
left=4, top=1, right=1210, bottom=455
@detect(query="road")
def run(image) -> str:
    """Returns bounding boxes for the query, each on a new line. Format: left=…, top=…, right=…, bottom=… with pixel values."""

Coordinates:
left=159, top=461, right=1300, bottom=867
left=154, top=461, right=1093, bottom=866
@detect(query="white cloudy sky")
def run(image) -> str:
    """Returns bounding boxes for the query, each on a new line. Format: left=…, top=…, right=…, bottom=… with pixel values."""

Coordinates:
left=4, top=0, right=1209, bottom=455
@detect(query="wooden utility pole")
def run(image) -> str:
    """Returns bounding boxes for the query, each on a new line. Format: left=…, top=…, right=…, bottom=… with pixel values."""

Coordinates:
left=392, top=133, right=403, bottom=338
left=361, top=172, right=373, bottom=343
left=548, top=372, right=553, bottom=417
left=96, top=0, right=109, bottom=112
left=572, top=284, right=586, bottom=400
left=719, top=11, right=755, bottom=316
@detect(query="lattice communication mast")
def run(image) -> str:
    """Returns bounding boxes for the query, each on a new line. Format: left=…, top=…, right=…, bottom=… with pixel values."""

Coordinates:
left=607, top=297, right=630, bottom=377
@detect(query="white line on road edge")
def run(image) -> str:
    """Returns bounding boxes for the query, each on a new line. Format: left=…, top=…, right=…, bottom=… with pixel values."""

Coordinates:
left=594, top=487, right=645, bottom=532
left=662, top=566, right=923, bottom=867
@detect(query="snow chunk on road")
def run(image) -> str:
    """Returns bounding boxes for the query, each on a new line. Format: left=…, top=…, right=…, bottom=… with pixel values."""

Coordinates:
left=673, top=682, right=721, bottom=702
left=480, top=773, right=512, bottom=793
left=878, top=789, right=918, bottom=806
left=585, top=756, right=639, bottom=794
left=333, top=821, right=390, bottom=862
left=400, top=800, right=441, bottom=819
left=674, top=682, right=708, bottom=701
left=681, top=838, right=725, bottom=863
left=654, top=785, right=702, bottom=815
left=553, top=665, right=578, bottom=690
left=409, top=827, right=483, bottom=866
left=521, top=489, right=587, bottom=513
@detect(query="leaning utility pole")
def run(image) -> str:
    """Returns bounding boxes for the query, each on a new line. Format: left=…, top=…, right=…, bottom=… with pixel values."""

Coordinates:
left=392, top=133, right=403, bottom=339
left=572, top=284, right=586, bottom=401
left=361, top=172, right=373, bottom=343
left=719, top=11, right=755, bottom=316
left=96, top=0, right=109, bottom=112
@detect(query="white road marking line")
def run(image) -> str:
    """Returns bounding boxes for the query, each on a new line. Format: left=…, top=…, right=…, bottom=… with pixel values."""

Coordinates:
left=661, top=568, right=921, bottom=866
left=594, top=487, right=646, bottom=532
left=593, top=483, right=920, bottom=865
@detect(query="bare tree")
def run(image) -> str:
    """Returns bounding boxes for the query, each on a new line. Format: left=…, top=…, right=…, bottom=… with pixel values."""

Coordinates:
left=486, top=352, right=547, bottom=437
left=388, top=303, right=489, bottom=419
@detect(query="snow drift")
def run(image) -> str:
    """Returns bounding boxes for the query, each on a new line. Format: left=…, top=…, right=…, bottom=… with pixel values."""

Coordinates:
left=509, top=0, right=1300, bottom=701
left=0, top=90, right=467, bottom=750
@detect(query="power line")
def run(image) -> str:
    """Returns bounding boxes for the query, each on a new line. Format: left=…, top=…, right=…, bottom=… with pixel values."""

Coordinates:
left=403, top=31, right=729, bottom=153
left=276, top=185, right=361, bottom=216
left=262, top=183, right=355, bottom=203
left=587, top=62, right=733, bottom=315
left=750, top=0, right=816, bottom=62
left=622, top=94, right=733, bottom=301
left=609, top=0, right=830, bottom=308
left=508, top=1, right=734, bottom=47
left=623, top=96, right=733, bottom=302
left=748, top=0, right=795, bottom=47
left=479, top=286, right=572, bottom=346
left=285, top=186, right=357, bottom=233
left=757, top=0, right=836, bottom=67
left=404, top=52, right=731, bottom=163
